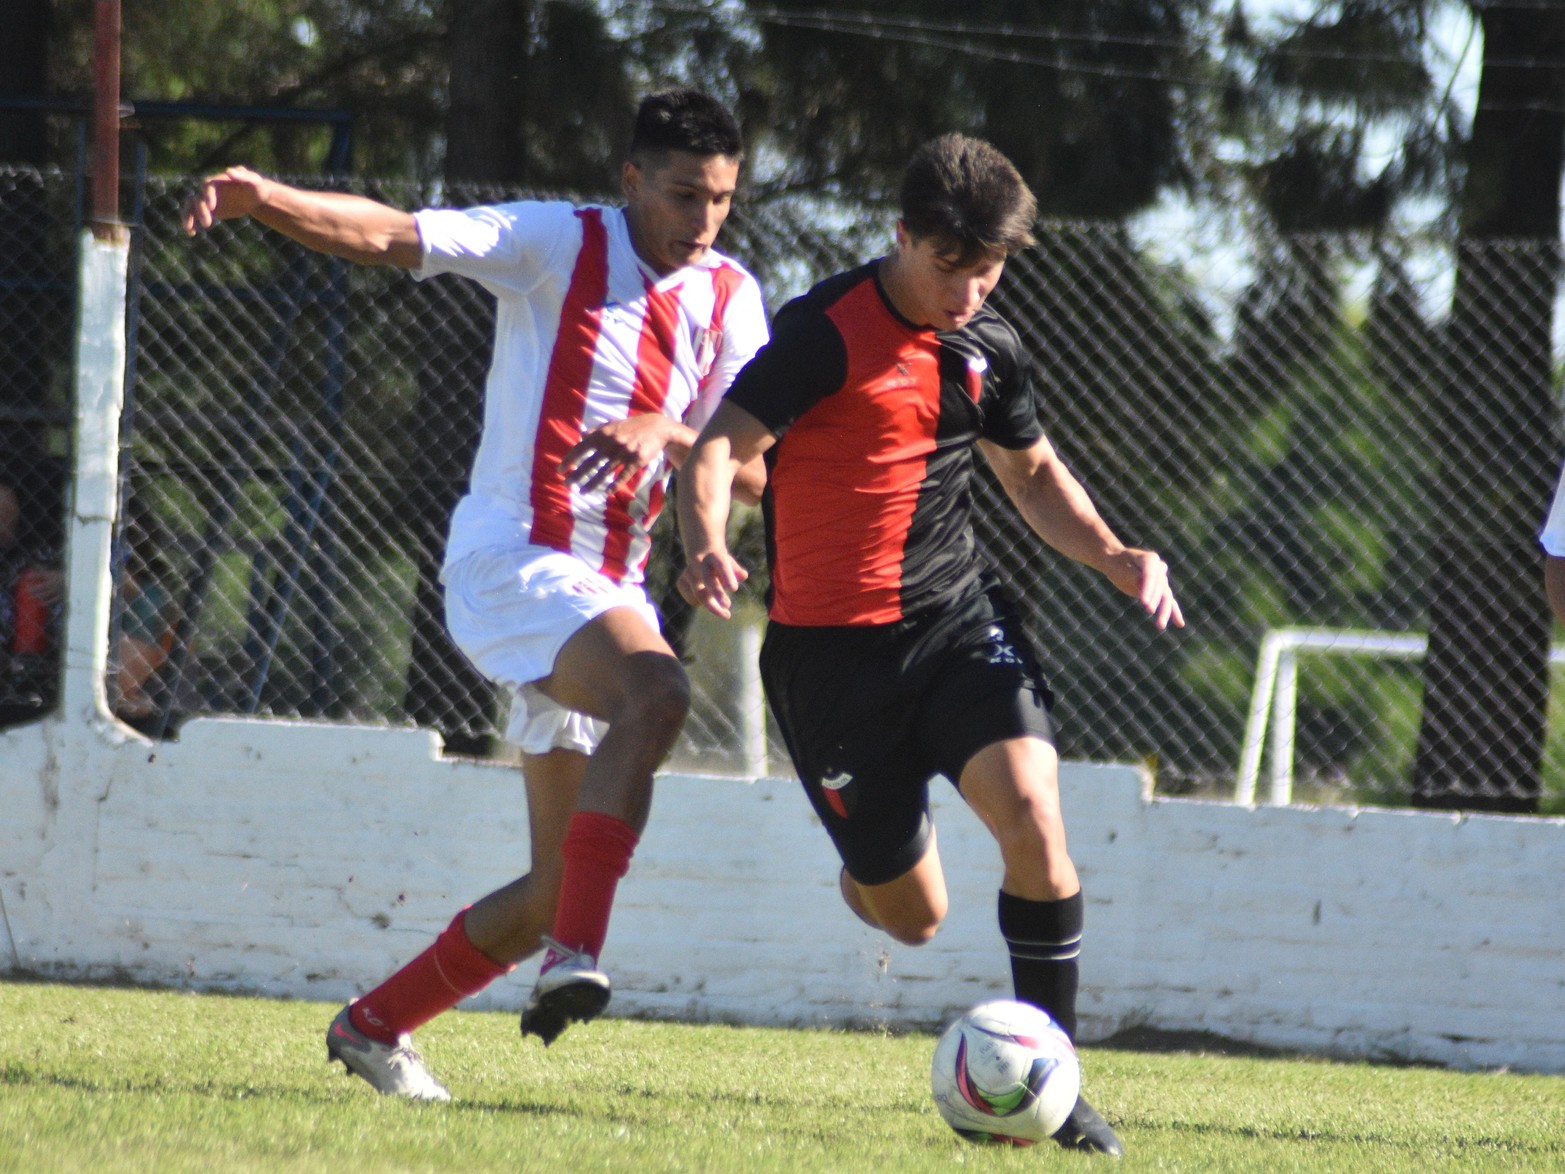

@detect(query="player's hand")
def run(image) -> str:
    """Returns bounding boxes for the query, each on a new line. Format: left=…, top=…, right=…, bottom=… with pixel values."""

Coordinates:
left=182, top=166, right=269, bottom=236
left=678, top=549, right=748, bottom=620
left=560, top=415, right=678, bottom=493
left=1106, top=548, right=1184, bottom=631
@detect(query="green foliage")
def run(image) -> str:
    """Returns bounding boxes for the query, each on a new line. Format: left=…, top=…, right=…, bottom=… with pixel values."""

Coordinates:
left=2, top=981, right=1564, bottom=1172
left=1539, top=665, right=1565, bottom=816
left=1228, top=0, right=1459, bottom=233
left=37, top=0, right=1215, bottom=212
left=974, top=222, right=1456, bottom=799
left=25, top=0, right=1481, bottom=236
left=731, top=0, right=1199, bottom=216
left=47, top=0, right=446, bottom=175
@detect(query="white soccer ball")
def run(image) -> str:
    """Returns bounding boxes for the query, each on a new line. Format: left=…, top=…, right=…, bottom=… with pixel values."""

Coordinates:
left=930, top=999, right=1081, bottom=1146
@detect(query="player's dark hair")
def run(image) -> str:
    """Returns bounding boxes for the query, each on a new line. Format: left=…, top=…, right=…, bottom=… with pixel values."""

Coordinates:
left=899, top=134, right=1036, bottom=264
left=628, top=89, right=743, bottom=165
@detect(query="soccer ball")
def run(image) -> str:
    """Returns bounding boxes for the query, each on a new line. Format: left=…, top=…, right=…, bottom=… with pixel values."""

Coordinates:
left=929, top=999, right=1081, bottom=1146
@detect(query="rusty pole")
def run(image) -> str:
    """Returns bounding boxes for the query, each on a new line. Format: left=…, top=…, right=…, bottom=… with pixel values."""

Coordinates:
left=91, top=0, right=124, bottom=241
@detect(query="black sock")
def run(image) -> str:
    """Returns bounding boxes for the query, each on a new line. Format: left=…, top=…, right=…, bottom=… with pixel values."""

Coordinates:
left=998, top=889, right=1083, bottom=1041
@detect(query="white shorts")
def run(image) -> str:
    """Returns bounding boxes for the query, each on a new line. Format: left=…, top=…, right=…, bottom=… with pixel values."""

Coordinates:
left=1543, top=463, right=1565, bottom=556
left=442, top=544, right=660, bottom=755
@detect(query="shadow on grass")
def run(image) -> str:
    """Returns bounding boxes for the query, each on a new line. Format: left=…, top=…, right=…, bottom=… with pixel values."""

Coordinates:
left=1097, top=1026, right=1291, bottom=1059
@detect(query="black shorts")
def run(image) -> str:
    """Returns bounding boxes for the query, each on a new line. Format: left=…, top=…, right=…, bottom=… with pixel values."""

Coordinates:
left=760, top=582, right=1054, bottom=886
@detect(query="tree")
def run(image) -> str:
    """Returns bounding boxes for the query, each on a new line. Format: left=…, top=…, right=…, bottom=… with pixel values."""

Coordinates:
left=1229, top=0, right=1565, bottom=810
left=36, top=1, right=447, bottom=175
left=446, top=0, right=638, bottom=189
left=1411, top=3, right=1565, bottom=812
left=1240, top=1, right=1451, bottom=233
left=975, top=0, right=1193, bottom=219
left=0, top=0, right=64, bottom=455
left=732, top=0, right=1200, bottom=210
left=446, top=0, right=532, bottom=184
left=0, top=0, right=51, bottom=164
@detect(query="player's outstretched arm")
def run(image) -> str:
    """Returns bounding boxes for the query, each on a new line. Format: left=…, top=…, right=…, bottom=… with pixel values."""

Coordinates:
left=677, top=401, right=774, bottom=619
left=182, top=166, right=422, bottom=268
left=982, top=435, right=1184, bottom=631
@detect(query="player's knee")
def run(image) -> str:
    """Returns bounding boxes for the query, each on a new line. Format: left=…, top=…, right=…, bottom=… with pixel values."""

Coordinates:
left=617, top=653, right=691, bottom=734
left=992, top=790, right=1062, bottom=850
left=876, top=892, right=947, bottom=947
left=883, top=914, right=942, bottom=948
left=895, top=923, right=940, bottom=948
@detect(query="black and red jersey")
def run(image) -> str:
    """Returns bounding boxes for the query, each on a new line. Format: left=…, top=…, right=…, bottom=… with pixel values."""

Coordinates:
left=725, top=261, right=1042, bottom=626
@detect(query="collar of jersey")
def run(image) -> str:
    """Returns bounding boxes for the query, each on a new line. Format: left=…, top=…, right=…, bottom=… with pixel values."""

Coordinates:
left=871, top=258, right=935, bottom=335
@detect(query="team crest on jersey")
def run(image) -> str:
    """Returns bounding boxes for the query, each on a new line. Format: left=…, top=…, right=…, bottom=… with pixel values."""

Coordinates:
left=964, top=354, right=989, bottom=403
left=818, top=768, right=855, bottom=819
left=693, top=326, right=723, bottom=380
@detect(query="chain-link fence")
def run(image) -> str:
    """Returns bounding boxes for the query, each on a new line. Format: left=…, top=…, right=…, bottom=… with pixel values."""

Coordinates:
left=114, top=174, right=871, bottom=768
left=0, top=167, right=75, bottom=723
left=6, top=164, right=1565, bottom=812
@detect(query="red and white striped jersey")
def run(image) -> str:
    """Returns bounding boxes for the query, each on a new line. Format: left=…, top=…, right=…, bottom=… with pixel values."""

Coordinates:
left=413, top=200, right=769, bottom=584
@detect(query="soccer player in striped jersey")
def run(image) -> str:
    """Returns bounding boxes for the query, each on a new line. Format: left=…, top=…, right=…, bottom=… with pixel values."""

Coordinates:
left=184, top=90, right=769, bottom=1099
left=678, top=134, right=1183, bottom=1156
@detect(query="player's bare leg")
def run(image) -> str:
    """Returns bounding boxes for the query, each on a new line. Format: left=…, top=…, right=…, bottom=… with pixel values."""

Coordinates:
left=959, top=736, right=1123, bottom=1158
left=538, top=605, right=689, bottom=828
left=326, top=749, right=587, bottom=1098
left=462, top=748, right=587, bottom=963
left=959, top=738, right=1078, bottom=901
left=837, top=829, right=948, bottom=946
left=519, top=606, right=690, bottom=1043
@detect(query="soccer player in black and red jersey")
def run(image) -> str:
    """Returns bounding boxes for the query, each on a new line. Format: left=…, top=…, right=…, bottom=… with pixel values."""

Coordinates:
left=677, top=134, right=1183, bottom=1157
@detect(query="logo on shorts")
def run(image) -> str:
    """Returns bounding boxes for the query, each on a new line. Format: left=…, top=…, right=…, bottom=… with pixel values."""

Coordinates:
left=985, top=625, right=1023, bottom=667
left=819, top=768, right=854, bottom=819
left=568, top=575, right=612, bottom=598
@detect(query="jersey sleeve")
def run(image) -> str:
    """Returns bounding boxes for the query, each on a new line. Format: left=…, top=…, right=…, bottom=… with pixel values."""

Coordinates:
left=980, top=317, right=1045, bottom=450
left=685, top=270, right=771, bottom=432
left=724, top=297, right=848, bottom=436
left=410, top=200, right=580, bottom=296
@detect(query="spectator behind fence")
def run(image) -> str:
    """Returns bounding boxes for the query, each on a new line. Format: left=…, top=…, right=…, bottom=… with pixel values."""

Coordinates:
left=110, top=500, right=181, bottom=729
left=0, top=444, right=65, bottom=723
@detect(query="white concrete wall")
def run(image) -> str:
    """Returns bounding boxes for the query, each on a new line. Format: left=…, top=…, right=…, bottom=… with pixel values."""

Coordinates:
left=6, top=221, right=1563, bottom=1078
left=4, top=709, right=1564, bottom=1075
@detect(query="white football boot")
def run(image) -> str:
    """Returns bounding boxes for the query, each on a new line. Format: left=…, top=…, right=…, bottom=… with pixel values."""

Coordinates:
left=326, top=1003, right=451, bottom=1101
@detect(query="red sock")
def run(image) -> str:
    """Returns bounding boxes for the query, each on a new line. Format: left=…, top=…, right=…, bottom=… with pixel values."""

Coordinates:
left=349, top=909, right=512, bottom=1043
left=545, top=811, right=639, bottom=970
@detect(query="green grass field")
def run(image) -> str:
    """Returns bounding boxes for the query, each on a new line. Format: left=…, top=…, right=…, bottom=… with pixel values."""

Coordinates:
left=2, top=979, right=1561, bottom=1172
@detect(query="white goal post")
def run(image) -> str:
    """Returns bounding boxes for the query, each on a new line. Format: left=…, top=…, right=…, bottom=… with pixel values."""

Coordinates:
left=1234, top=627, right=1565, bottom=806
